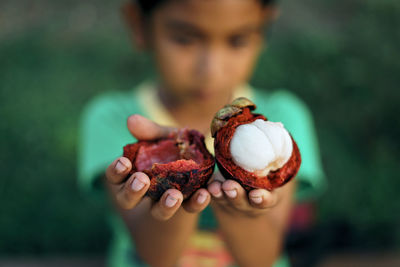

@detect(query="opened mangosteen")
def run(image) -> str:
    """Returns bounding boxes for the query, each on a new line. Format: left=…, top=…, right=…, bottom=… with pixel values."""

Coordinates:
left=123, top=129, right=215, bottom=200
left=211, top=97, right=301, bottom=191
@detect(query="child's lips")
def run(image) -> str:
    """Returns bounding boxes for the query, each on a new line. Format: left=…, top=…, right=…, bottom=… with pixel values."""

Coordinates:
left=191, top=89, right=216, bottom=101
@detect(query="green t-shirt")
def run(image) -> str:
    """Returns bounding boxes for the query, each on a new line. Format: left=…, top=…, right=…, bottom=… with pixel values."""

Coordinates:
left=78, top=82, right=326, bottom=267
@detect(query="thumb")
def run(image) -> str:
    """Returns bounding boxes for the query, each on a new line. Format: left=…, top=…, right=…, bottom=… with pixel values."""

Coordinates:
left=127, top=114, right=176, bottom=141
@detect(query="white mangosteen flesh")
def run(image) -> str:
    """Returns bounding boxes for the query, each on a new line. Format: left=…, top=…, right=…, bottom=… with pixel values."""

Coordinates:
left=229, top=119, right=293, bottom=177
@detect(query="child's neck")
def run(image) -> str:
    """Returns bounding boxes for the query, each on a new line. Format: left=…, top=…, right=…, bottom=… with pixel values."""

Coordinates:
left=158, top=88, right=230, bottom=134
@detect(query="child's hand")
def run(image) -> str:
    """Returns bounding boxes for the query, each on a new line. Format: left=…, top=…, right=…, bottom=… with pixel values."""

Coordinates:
left=207, top=171, right=282, bottom=218
left=105, top=115, right=211, bottom=221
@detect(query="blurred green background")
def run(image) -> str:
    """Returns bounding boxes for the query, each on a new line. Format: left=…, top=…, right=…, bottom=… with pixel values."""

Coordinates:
left=1, top=0, right=399, bottom=264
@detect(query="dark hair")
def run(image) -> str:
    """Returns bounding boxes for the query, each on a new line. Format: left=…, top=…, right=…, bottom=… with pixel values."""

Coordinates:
left=136, top=0, right=276, bottom=15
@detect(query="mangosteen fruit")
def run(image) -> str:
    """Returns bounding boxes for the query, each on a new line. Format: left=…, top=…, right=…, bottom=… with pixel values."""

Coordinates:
left=123, top=128, right=215, bottom=200
left=211, top=97, right=301, bottom=191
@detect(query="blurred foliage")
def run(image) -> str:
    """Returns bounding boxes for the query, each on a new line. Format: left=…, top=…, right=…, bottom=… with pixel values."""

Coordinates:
left=0, top=0, right=399, bottom=256
left=253, top=0, right=400, bottom=250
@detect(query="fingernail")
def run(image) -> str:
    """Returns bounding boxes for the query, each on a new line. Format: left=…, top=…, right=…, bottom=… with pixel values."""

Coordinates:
left=115, top=160, right=127, bottom=173
left=131, top=178, right=145, bottom=192
left=165, top=195, right=178, bottom=208
left=251, top=196, right=263, bottom=204
left=224, top=190, right=237, bottom=199
left=197, top=192, right=207, bottom=204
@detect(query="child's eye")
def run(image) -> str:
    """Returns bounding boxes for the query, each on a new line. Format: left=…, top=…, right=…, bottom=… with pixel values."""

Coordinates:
left=229, top=35, right=250, bottom=48
left=171, top=35, right=195, bottom=46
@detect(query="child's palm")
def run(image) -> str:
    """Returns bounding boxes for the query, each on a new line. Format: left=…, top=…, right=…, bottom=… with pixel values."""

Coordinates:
left=208, top=171, right=281, bottom=218
left=105, top=115, right=211, bottom=221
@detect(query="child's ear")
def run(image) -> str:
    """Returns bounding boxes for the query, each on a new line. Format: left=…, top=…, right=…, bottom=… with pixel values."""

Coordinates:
left=121, top=2, right=148, bottom=50
left=262, top=6, right=281, bottom=25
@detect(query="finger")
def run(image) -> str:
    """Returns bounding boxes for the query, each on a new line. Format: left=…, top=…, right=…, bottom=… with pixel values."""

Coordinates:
left=182, top=189, right=211, bottom=213
left=151, top=189, right=183, bottom=221
left=249, top=189, right=279, bottom=209
left=127, top=114, right=176, bottom=141
left=207, top=181, right=224, bottom=199
left=221, top=180, right=249, bottom=209
left=106, top=157, right=132, bottom=184
left=115, top=172, right=150, bottom=209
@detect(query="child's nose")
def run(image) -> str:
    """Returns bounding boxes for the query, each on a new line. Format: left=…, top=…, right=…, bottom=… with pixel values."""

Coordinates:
left=195, top=46, right=226, bottom=85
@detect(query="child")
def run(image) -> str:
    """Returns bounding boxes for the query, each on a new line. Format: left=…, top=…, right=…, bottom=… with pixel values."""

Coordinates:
left=78, top=0, right=326, bottom=266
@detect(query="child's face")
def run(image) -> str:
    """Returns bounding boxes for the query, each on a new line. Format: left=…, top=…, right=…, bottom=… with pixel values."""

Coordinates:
left=144, top=0, right=271, bottom=107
